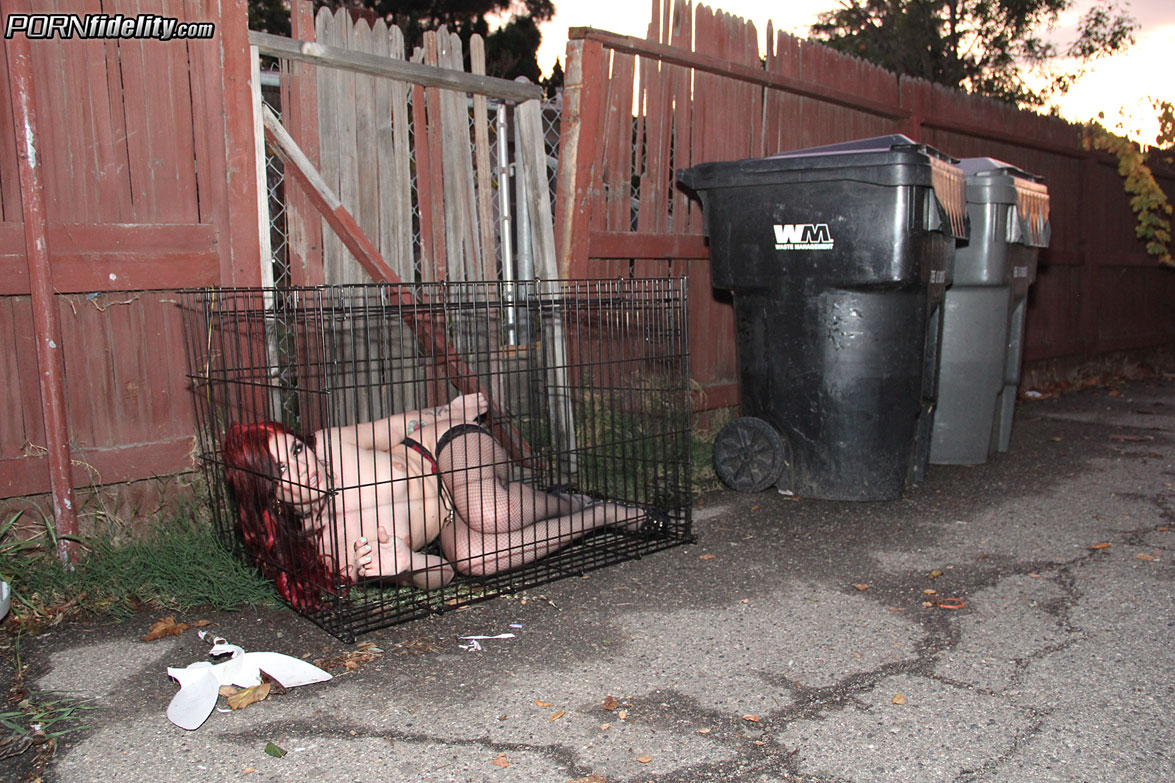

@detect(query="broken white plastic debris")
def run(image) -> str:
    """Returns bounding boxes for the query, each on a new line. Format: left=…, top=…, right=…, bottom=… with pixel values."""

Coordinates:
left=1024, top=390, right=1044, bottom=399
left=457, top=633, right=516, bottom=652
left=0, top=581, right=10, bottom=621
left=166, top=631, right=332, bottom=730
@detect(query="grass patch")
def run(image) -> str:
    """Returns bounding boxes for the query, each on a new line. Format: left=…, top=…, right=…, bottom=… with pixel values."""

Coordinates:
left=1, top=503, right=278, bottom=626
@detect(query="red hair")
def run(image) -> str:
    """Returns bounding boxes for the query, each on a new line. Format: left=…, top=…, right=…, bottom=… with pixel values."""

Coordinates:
left=221, top=421, right=340, bottom=611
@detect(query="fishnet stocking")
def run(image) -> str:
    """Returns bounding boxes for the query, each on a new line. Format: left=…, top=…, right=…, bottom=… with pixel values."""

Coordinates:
left=436, top=429, right=641, bottom=575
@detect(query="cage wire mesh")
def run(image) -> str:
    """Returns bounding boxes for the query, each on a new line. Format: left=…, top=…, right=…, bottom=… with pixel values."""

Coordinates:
left=182, top=279, right=692, bottom=641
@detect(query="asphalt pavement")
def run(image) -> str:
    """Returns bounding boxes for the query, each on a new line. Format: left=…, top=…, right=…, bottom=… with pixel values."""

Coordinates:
left=8, top=375, right=1175, bottom=783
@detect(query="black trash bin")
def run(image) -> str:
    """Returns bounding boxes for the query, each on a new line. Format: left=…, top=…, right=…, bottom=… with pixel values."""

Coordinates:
left=930, top=158, right=1050, bottom=464
left=678, top=135, right=968, bottom=501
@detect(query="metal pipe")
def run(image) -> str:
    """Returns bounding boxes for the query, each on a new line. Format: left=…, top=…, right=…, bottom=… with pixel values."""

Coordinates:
left=496, top=102, right=518, bottom=346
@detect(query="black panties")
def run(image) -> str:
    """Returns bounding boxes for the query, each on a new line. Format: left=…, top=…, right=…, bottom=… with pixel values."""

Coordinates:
left=435, top=423, right=492, bottom=460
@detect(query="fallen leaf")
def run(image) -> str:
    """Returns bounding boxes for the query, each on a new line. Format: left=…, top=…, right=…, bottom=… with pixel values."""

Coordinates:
left=1136, top=553, right=1157, bottom=561
left=600, top=722, right=611, bottom=730
left=696, top=727, right=711, bottom=734
left=852, top=584, right=869, bottom=591
left=928, top=570, right=944, bottom=579
left=226, top=682, right=271, bottom=711
left=535, top=699, right=552, bottom=707
left=923, top=589, right=937, bottom=595
left=617, top=709, right=628, bottom=720
left=602, top=695, right=619, bottom=711
left=1089, top=542, right=1112, bottom=550
left=742, top=714, right=760, bottom=722
left=242, top=768, right=256, bottom=775
left=892, top=694, right=907, bottom=705
left=219, top=685, right=239, bottom=698
left=313, top=644, right=384, bottom=673
left=141, top=616, right=189, bottom=642
left=264, top=742, right=287, bottom=758
left=750, top=505, right=760, bottom=511
left=192, top=619, right=213, bottom=628
left=636, top=755, right=653, bottom=763
left=699, top=553, right=716, bottom=560
left=569, top=774, right=607, bottom=783
left=1029, top=573, right=1042, bottom=578
left=549, top=709, right=566, bottom=722
left=491, top=753, right=509, bottom=768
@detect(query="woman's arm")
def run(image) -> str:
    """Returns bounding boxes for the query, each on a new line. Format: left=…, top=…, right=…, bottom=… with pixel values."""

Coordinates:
left=330, top=392, right=487, bottom=452
left=355, top=528, right=455, bottom=590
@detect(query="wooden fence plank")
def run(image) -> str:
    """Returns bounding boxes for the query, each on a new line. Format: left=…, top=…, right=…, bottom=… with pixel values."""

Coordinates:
left=387, top=25, right=414, bottom=280
left=470, top=35, right=497, bottom=281
left=284, top=0, right=324, bottom=285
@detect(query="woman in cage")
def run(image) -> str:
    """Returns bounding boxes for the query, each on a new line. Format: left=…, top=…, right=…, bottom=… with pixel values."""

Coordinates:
left=221, top=392, right=644, bottom=608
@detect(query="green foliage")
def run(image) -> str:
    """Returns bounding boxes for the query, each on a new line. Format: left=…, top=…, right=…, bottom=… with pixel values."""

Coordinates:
left=810, top=0, right=1136, bottom=107
left=1, top=506, right=278, bottom=623
left=1084, top=109, right=1174, bottom=267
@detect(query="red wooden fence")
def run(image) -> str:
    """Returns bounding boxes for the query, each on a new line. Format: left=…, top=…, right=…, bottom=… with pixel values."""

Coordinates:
left=0, top=0, right=259, bottom=535
left=555, top=0, right=1175, bottom=415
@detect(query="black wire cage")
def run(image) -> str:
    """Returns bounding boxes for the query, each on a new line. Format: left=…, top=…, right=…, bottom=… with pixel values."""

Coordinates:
left=181, top=278, right=693, bottom=640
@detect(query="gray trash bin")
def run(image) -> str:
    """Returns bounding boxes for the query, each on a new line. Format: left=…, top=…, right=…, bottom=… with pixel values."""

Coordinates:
left=930, top=158, right=1050, bottom=465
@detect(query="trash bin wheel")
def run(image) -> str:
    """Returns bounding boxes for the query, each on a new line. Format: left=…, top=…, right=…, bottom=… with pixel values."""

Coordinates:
left=713, top=416, right=787, bottom=492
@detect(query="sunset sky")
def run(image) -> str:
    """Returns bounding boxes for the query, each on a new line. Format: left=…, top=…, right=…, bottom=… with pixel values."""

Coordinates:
left=529, top=0, right=1173, bottom=146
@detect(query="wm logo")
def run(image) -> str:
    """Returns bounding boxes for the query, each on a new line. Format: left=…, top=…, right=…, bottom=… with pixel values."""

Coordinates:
left=773, top=223, right=834, bottom=250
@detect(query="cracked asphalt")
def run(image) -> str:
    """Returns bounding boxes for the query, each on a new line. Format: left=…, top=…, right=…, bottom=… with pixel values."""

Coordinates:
left=11, top=376, right=1175, bottom=782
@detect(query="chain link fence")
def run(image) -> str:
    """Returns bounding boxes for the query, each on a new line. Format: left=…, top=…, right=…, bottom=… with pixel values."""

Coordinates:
left=260, top=68, right=561, bottom=288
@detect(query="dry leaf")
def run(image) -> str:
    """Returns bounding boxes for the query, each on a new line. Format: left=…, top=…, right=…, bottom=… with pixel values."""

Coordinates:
left=923, top=589, right=937, bottom=595
left=192, top=619, right=212, bottom=628
left=742, top=714, right=760, bottom=722
left=600, top=722, right=611, bottom=730
left=570, top=774, right=607, bottom=783
left=699, top=553, right=716, bottom=560
left=636, top=755, right=653, bottom=763
left=1089, top=542, right=1112, bottom=550
left=928, top=570, right=944, bottom=579
left=617, top=709, right=628, bottom=720
left=852, top=584, right=869, bottom=591
left=602, top=695, right=619, bottom=711
left=696, top=727, right=711, bottom=734
left=491, top=753, right=509, bottom=768
left=549, top=710, right=566, bottom=722
left=535, top=699, right=552, bottom=707
left=242, top=768, right=256, bottom=775
left=141, top=616, right=189, bottom=642
left=219, top=685, right=239, bottom=698
left=226, top=682, right=271, bottom=711
left=1137, top=553, right=1157, bottom=561
left=892, top=694, right=907, bottom=705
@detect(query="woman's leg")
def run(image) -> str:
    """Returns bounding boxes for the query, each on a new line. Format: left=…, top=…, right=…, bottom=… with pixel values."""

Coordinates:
left=437, top=429, right=589, bottom=533
left=439, top=501, right=641, bottom=576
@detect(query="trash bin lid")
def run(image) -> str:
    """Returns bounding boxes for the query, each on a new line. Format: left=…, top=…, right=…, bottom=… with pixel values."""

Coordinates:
left=677, top=134, right=967, bottom=239
left=959, top=158, right=1050, bottom=248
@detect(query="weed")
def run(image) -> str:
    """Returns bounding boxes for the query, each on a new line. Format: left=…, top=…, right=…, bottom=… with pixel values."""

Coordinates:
left=1, top=500, right=278, bottom=626
left=0, top=628, right=102, bottom=768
